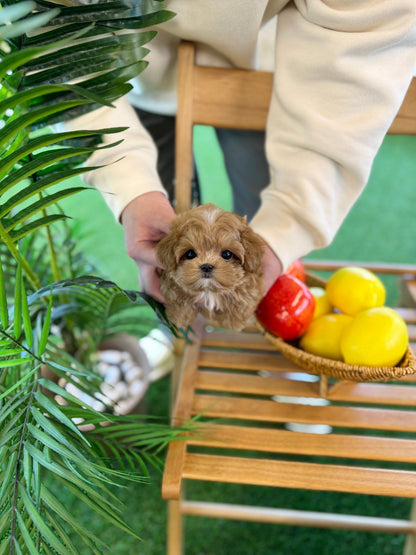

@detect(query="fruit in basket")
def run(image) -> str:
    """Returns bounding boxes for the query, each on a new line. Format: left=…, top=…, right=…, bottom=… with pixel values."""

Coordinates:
left=340, top=307, right=408, bottom=367
left=285, top=259, right=306, bottom=283
left=300, top=313, right=353, bottom=360
left=309, top=286, right=332, bottom=319
left=326, top=266, right=385, bottom=316
left=256, top=274, right=315, bottom=340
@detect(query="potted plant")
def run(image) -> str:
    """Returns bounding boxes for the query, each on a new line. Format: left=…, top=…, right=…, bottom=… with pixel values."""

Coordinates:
left=0, top=2, right=191, bottom=553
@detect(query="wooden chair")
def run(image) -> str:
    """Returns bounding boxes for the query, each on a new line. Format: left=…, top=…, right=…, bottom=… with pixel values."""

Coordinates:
left=162, top=41, right=416, bottom=554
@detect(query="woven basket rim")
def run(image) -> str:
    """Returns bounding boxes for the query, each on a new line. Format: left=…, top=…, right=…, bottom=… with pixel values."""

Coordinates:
left=256, top=269, right=416, bottom=382
left=257, top=321, right=416, bottom=382
left=256, top=271, right=416, bottom=382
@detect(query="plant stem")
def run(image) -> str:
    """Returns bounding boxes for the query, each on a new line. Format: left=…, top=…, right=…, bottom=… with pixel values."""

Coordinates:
left=45, top=221, right=61, bottom=283
left=0, top=328, right=44, bottom=364
left=0, top=222, right=41, bottom=291
left=9, top=378, right=38, bottom=555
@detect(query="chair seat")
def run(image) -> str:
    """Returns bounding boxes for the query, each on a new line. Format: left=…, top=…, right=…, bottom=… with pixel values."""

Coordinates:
left=162, top=320, right=416, bottom=503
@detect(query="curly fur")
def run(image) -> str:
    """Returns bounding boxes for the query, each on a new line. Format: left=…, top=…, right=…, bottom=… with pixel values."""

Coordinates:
left=156, top=203, right=265, bottom=330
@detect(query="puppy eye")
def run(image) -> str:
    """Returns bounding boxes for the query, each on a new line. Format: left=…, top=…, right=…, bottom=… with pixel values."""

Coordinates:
left=185, top=249, right=197, bottom=260
left=221, top=250, right=233, bottom=261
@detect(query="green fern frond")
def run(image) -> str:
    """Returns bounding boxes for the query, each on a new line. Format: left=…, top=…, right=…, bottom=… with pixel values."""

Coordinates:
left=0, top=262, right=192, bottom=554
left=0, top=2, right=185, bottom=553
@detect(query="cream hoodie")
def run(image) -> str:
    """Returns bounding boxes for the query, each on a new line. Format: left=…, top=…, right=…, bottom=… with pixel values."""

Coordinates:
left=68, top=0, right=416, bottom=270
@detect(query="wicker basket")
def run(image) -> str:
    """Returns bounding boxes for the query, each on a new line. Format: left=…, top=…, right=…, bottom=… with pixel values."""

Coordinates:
left=257, top=273, right=416, bottom=382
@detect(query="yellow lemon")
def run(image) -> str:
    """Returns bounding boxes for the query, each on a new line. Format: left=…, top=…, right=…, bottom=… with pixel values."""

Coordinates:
left=309, top=286, right=332, bottom=319
left=326, top=266, right=385, bottom=316
left=299, top=313, right=353, bottom=360
left=340, top=307, right=408, bottom=367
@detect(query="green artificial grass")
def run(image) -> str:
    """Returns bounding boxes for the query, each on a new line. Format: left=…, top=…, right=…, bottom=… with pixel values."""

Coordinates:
left=58, top=128, right=416, bottom=554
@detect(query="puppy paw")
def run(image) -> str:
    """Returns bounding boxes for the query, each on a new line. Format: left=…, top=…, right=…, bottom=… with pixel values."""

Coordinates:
left=165, top=303, right=198, bottom=329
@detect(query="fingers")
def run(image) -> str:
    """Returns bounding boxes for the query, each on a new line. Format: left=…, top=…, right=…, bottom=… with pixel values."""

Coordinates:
left=262, top=244, right=283, bottom=296
left=121, top=192, right=176, bottom=299
left=138, top=263, right=165, bottom=302
left=122, top=192, right=176, bottom=267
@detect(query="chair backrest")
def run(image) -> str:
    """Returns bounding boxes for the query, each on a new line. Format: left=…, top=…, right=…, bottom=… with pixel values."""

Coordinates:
left=164, top=42, right=416, bottom=555
left=175, top=40, right=416, bottom=213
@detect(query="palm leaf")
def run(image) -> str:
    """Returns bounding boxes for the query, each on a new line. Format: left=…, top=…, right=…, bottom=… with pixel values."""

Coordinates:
left=0, top=127, right=126, bottom=181
left=0, top=2, right=60, bottom=40
left=0, top=3, right=196, bottom=553
left=30, top=275, right=189, bottom=342
left=0, top=262, right=194, bottom=554
left=0, top=1, right=173, bottom=281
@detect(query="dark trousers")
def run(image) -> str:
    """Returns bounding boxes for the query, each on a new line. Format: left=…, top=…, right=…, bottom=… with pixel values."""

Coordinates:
left=135, top=107, right=269, bottom=220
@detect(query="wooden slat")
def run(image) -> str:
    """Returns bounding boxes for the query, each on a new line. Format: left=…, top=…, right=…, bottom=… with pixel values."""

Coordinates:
left=327, top=381, right=416, bottom=405
left=195, top=370, right=320, bottom=397
left=198, top=349, right=294, bottom=372
left=175, top=40, right=195, bottom=213
left=192, top=394, right=416, bottom=432
left=396, top=308, right=416, bottom=324
left=162, top=323, right=203, bottom=500
left=188, top=424, right=416, bottom=463
left=192, top=66, right=273, bottom=130
left=408, top=325, right=416, bottom=342
left=181, top=501, right=416, bottom=533
left=201, top=330, right=278, bottom=351
left=192, top=70, right=416, bottom=135
left=195, top=369, right=416, bottom=406
left=388, top=78, right=416, bottom=134
left=167, top=500, right=183, bottom=552
left=405, top=277, right=416, bottom=304
left=183, top=453, right=416, bottom=497
left=304, top=260, right=416, bottom=275
left=162, top=441, right=189, bottom=500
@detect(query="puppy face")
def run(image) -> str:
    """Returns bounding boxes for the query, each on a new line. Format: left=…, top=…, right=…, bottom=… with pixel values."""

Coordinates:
left=156, top=204, right=264, bottom=294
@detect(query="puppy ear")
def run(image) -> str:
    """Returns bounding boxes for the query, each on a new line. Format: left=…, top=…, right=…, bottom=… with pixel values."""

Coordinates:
left=156, top=231, right=179, bottom=270
left=240, top=227, right=265, bottom=272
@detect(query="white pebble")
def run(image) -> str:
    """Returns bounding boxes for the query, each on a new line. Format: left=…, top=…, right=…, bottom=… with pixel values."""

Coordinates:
left=104, top=365, right=121, bottom=385
left=95, top=391, right=110, bottom=404
left=72, top=417, right=84, bottom=425
left=99, top=349, right=123, bottom=365
left=129, top=379, right=146, bottom=398
left=100, top=383, right=122, bottom=403
left=55, top=395, right=66, bottom=406
left=80, top=392, right=96, bottom=407
left=65, top=382, right=82, bottom=397
left=124, top=366, right=143, bottom=383
left=119, top=351, right=131, bottom=362
left=120, top=360, right=133, bottom=372
left=113, top=381, right=128, bottom=399
left=90, top=400, right=106, bottom=413
left=115, top=399, right=131, bottom=415
left=96, top=361, right=109, bottom=376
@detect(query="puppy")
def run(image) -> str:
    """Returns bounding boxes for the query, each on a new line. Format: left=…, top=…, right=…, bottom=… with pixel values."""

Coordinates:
left=156, top=203, right=265, bottom=331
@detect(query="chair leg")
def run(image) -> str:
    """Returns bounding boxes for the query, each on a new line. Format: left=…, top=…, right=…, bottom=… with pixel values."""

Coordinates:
left=167, top=499, right=183, bottom=555
left=171, top=338, right=186, bottom=414
left=404, top=499, right=416, bottom=555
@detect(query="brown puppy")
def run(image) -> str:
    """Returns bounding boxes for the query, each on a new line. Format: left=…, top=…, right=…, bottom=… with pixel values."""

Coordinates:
left=156, top=203, right=265, bottom=330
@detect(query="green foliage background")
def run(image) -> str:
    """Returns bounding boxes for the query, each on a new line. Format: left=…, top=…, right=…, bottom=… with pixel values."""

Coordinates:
left=0, top=3, right=196, bottom=554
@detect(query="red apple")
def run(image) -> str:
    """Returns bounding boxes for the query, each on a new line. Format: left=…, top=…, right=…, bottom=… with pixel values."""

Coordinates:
left=256, top=274, right=315, bottom=340
left=285, top=259, right=306, bottom=283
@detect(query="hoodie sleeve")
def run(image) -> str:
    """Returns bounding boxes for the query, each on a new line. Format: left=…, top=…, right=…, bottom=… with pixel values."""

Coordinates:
left=61, top=95, right=167, bottom=221
left=250, top=0, right=416, bottom=270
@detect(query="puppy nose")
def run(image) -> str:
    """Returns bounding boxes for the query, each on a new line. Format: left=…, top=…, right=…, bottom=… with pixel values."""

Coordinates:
left=200, top=263, right=214, bottom=276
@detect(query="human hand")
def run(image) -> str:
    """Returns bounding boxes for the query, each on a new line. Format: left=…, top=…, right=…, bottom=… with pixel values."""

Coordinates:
left=121, top=191, right=176, bottom=301
left=261, top=244, right=283, bottom=296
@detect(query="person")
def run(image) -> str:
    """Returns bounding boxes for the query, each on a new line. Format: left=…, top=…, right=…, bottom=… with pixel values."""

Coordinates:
left=66, top=0, right=416, bottom=305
